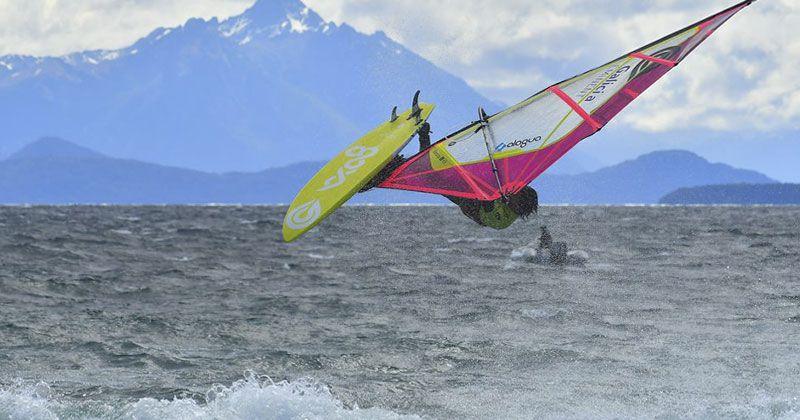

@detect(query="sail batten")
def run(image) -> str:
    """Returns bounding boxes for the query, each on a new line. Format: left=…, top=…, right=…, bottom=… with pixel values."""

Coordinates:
left=630, top=52, right=677, bottom=67
left=547, top=86, right=602, bottom=132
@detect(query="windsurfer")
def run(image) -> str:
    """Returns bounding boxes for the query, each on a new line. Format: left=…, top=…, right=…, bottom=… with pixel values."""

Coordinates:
left=538, top=226, right=553, bottom=250
left=360, top=122, right=431, bottom=193
left=363, top=94, right=540, bottom=229
left=361, top=139, right=538, bottom=229
left=445, top=186, right=538, bottom=230
left=286, top=2, right=757, bottom=242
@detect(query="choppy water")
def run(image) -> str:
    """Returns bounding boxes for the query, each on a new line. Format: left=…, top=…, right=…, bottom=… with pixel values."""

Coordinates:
left=1, top=206, right=799, bottom=419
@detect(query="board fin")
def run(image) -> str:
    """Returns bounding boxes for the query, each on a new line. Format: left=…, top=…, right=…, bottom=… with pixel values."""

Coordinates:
left=408, top=90, right=422, bottom=123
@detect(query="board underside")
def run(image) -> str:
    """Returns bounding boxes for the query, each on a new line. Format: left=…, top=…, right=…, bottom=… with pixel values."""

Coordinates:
left=282, top=103, right=435, bottom=242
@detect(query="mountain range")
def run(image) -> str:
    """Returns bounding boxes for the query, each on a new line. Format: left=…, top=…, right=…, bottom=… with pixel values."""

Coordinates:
left=0, top=137, right=775, bottom=205
left=0, top=0, right=501, bottom=173
left=531, top=150, right=775, bottom=204
left=661, top=184, right=800, bottom=205
left=1, top=0, right=795, bottom=185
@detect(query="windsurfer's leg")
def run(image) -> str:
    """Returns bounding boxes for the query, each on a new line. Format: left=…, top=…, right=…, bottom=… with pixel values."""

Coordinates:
left=444, top=195, right=484, bottom=226
left=444, top=195, right=463, bottom=206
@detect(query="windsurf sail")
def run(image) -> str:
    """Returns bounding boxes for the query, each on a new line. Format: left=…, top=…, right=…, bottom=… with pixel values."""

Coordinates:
left=380, top=1, right=755, bottom=200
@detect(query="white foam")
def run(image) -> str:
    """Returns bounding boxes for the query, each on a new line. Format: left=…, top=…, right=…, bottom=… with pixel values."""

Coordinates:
left=0, top=375, right=417, bottom=420
left=510, top=246, right=537, bottom=261
left=446, top=237, right=497, bottom=244
left=308, top=253, right=334, bottom=260
left=0, top=382, right=57, bottom=420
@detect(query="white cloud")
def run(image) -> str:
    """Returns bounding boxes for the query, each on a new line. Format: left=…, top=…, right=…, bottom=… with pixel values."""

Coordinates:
left=303, top=0, right=797, bottom=132
left=0, top=0, right=251, bottom=56
left=617, top=1, right=800, bottom=132
left=0, top=0, right=795, bottom=132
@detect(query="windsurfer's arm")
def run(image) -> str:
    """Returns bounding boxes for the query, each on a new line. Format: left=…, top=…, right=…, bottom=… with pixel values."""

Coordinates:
left=418, top=122, right=431, bottom=152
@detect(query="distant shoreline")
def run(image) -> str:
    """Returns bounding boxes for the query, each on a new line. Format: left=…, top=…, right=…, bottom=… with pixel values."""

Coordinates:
left=660, top=183, right=800, bottom=205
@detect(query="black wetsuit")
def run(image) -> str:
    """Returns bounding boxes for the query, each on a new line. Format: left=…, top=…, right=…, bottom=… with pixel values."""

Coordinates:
left=446, top=196, right=492, bottom=227
left=361, top=123, right=525, bottom=230
left=446, top=196, right=521, bottom=230
left=361, top=124, right=431, bottom=193
left=360, top=154, right=406, bottom=193
left=418, top=122, right=431, bottom=151
left=539, top=228, right=553, bottom=250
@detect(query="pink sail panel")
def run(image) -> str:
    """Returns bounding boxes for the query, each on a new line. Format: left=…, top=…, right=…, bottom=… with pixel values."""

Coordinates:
left=510, top=64, right=675, bottom=190
left=380, top=1, right=755, bottom=200
left=382, top=132, right=500, bottom=200
left=382, top=121, right=599, bottom=201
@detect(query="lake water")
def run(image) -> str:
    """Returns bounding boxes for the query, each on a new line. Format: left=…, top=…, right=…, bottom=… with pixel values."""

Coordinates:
left=1, top=206, right=799, bottom=419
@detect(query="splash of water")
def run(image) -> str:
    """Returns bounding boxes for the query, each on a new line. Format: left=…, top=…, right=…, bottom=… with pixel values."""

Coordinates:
left=0, top=375, right=417, bottom=420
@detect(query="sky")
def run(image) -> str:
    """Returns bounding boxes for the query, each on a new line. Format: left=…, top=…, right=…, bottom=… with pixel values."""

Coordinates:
left=0, top=0, right=797, bottom=178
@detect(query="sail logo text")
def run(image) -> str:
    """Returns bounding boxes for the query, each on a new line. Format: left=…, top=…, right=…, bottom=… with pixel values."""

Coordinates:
left=495, top=136, right=542, bottom=152
left=318, top=146, right=379, bottom=192
left=582, top=65, right=631, bottom=102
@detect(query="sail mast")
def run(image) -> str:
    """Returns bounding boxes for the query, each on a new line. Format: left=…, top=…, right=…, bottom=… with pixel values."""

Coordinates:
left=478, top=107, right=507, bottom=202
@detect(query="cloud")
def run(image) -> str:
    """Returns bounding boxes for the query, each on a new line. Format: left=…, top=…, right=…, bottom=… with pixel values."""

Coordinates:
left=618, top=1, right=800, bottom=132
left=0, top=0, right=795, bottom=132
left=303, top=0, right=797, bottom=132
left=0, top=0, right=251, bottom=56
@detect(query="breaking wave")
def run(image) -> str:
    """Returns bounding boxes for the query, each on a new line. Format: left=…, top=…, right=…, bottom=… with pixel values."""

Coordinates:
left=0, top=374, right=417, bottom=420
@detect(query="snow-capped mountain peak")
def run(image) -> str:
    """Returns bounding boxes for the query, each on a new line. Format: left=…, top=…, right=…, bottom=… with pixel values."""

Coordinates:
left=0, top=0, right=494, bottom=173
left=1, top=0, right=334, bottom=76
left=219, top=0, right=328, bottom=42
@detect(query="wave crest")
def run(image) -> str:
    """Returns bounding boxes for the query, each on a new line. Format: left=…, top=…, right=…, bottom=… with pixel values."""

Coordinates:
left=0, top=375, right=417, bottom=420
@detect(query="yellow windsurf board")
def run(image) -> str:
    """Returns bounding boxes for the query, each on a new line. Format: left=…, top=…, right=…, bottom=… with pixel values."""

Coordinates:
left=283, top=103, right=435, bottom=242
